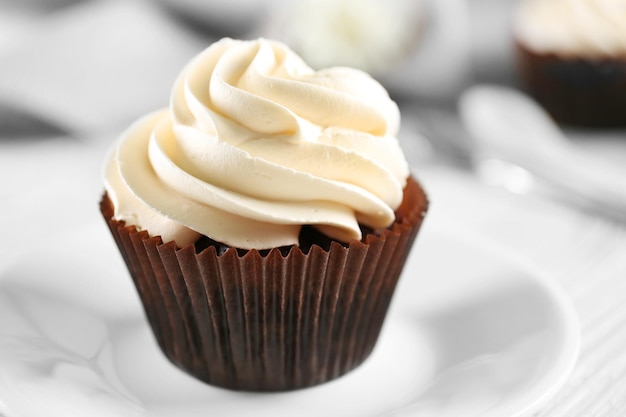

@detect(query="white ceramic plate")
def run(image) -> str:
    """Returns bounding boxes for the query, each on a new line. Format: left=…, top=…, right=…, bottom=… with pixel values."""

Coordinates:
left=0, top=220, right=579, bottom=417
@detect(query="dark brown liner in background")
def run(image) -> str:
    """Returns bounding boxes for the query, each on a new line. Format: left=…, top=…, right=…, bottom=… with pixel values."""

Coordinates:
left=100, top=177, right=428, bottom=391
left=515, top=41, right=626, bottom=128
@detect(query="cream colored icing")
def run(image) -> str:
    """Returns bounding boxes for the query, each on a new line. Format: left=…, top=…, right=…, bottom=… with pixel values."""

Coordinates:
left=104, top=38, right=409, bottom=250
left=514, top=0, right=626, bottom=58
left=272, top=0, right=426, bottom=74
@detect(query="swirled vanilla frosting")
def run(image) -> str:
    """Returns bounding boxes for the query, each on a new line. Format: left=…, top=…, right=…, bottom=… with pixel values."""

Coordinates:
left=514, top=0, right=626, bottom=58
left=104, top=38, right=409, bottom=250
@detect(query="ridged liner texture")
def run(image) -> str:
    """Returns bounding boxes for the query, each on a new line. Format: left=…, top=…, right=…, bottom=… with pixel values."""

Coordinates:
left=100, top=176, right=428, bottom=391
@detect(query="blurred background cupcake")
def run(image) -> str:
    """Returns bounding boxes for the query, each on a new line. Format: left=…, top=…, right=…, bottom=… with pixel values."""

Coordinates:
left=513, top=0, right=626, bottom=128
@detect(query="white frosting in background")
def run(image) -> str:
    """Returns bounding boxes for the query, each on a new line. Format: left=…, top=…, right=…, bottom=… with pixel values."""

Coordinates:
left=514, top=0, right=626, bottom=58
left=267, top=0, right=426, bottom=75
left=104, top=38, right=409, bottom=250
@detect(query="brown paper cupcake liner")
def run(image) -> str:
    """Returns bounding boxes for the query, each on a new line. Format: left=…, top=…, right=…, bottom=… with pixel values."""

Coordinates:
left=100, top=177, right=428, bottom=391
left=515, top=41, right=626, bottom=127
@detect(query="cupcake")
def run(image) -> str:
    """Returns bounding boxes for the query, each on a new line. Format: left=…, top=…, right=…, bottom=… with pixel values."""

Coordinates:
left=513, top=0, right=626, bottom=127
left=101, top=38, right=428, bottom=391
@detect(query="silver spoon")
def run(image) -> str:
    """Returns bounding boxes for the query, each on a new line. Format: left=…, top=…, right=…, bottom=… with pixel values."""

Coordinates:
left=459, top=85, right=626, bottom=223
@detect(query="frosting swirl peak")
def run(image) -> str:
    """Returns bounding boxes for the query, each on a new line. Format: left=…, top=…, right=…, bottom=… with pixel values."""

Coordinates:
left=104, top=38, right=409, bottom=250
left=514, top=0, right=626, bottom=58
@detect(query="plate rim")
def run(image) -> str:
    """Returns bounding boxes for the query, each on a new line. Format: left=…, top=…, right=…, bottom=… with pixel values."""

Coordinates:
left=410, top=221, right=581, bottom=417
